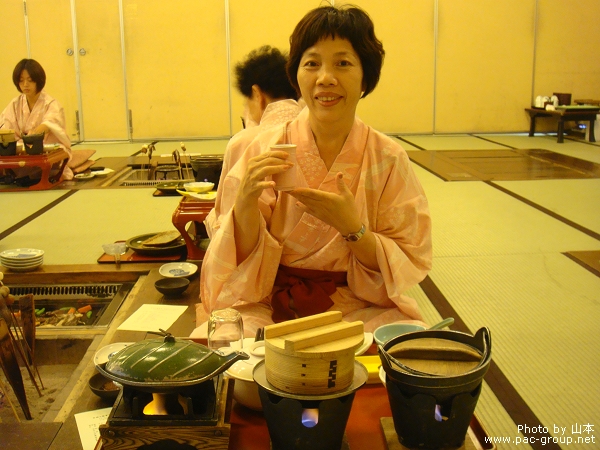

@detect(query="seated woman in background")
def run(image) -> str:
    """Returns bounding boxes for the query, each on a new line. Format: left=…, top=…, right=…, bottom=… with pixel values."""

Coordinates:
left=1, top=58, right=73, bottom=180
left=238, top=46, right=303, bottom=130
left=205, top=45, right=304, bottom=239
left=194, top=5, right=432, bottom=338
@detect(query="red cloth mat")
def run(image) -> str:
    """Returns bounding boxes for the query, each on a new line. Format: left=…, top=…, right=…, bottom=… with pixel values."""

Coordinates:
left=97, top=241, right=183, bottom=263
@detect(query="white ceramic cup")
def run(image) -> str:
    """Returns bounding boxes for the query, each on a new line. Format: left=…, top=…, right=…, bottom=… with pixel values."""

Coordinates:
left=271, top=144, right=297, bottom=191
left=207, top=308, right=244, bottom=351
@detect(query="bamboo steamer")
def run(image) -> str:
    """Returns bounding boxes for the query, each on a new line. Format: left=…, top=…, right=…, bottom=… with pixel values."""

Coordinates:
left=264, top=311, right=364, bottom=395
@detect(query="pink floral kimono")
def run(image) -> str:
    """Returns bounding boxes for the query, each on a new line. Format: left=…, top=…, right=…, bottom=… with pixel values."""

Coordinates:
left=192, top=108, right=432, bottom=338
left=1, top=91, right=73, bottom=180
left=206, top=99, right=304, bottom=239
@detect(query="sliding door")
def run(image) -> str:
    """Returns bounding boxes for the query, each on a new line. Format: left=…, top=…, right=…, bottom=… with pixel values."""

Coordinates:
left=24, top=0, right=79, bottom=141
left=122, top=0, right=230, bottom=139
left=74, top=0, right=128, bottom=140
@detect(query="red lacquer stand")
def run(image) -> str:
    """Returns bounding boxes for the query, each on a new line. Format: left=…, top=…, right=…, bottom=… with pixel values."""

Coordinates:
left=0, top=148, right=69, bottom=191
left=172, top=197, right=214, bottom=261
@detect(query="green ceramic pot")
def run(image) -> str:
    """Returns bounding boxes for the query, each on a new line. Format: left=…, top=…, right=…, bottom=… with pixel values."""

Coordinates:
left=95, top=332, right=248, bottom=393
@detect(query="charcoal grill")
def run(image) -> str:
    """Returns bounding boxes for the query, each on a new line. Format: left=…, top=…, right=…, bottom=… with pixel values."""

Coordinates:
left=8, top=282, right=133, bottom=329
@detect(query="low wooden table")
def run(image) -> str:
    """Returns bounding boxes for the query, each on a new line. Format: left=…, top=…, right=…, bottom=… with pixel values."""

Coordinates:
left=524, top=106, right=600, bottom=143
left=0, top=148, right=70, bottom=191
left=3, top=267, right=493, bottom=449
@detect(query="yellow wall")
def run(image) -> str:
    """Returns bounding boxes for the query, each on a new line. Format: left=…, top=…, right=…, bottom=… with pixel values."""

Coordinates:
left=1, top=2, right=28, bottom=111
left=534, top=0, right=600, bottom=100
left=1, top=0, right=599, bottom=139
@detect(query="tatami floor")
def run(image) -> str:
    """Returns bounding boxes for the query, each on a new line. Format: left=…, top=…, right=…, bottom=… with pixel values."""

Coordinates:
left=1, top=132, right=599, bottom=449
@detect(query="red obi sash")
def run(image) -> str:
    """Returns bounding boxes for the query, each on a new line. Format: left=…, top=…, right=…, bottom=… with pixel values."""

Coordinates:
left=271, top=265, right=348, bottom=323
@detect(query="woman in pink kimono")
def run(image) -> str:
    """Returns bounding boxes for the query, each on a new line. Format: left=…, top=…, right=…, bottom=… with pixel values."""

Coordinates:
left=1, top=59, right=73, bottom=180
left=194, top=5, right=432, bottom=337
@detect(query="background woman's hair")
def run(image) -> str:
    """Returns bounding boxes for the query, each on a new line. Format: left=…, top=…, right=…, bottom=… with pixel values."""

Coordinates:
left=13, top=59, right=47, bottom=92
left=235, top=46, right=298, bottom=100
left=286, top=5, right=385, bottom=98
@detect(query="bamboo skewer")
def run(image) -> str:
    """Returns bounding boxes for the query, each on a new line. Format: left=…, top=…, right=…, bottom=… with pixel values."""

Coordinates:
left=0, top=317, right=32, bottom=420
left=10, top=308, right=44, bottom=390
left=0, top=376, right=21, bottom=422
left=0, top=296, right=43, bottom=396
left=180, top=142, right=192, bottom=180
left=6, top=308, right=42, bottom=396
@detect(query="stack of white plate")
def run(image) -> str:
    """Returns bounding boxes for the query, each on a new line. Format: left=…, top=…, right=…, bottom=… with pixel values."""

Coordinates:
left=0, top=248, right=44, bottom=272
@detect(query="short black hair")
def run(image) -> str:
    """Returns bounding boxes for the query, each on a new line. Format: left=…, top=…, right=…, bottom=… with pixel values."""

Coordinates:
left=287, top=5, right=384, bottom=98
left=13, top=59, right=46, bottom=92
left=235, top=46, right=298, bottom=100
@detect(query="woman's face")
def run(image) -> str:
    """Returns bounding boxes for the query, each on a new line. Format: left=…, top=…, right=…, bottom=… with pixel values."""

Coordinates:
left=297, top=37, right=363, bottom=129
left=19, top=70, right=38, bottom=96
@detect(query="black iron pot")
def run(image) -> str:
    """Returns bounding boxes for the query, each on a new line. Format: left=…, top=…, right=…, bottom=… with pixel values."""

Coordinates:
left=378, top=327, right=492, bottom=449
left=190, top=156, right=223, bottom=187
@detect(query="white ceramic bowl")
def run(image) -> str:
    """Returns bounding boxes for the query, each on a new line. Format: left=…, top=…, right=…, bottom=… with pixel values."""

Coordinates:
left=225, top=338, right=265, bottom=411
left=373, top=323, right=425, bottom=347
left=159, top=262, right=198, bottom=278
left=183, top=181, right=214, bottom=193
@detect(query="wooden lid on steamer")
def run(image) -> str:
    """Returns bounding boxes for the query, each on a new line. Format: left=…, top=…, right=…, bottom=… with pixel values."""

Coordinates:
left=264, top=311, right=364, bottom=395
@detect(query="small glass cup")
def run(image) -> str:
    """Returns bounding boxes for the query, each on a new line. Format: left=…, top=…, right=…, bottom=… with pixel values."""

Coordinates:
left=207, top=308, right=244, bottom=352
left=102, top=243, right=127, bottom=268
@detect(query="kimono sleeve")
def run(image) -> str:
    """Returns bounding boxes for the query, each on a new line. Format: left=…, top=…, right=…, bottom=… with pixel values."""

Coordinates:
left=199, top=134, right=285, bottom=314
left=348, top=144, right=432, bottom=317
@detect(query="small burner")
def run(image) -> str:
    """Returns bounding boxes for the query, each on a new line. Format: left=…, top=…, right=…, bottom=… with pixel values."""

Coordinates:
left=108, top=379, right=218, bottom=426
left=99, top=375, right=233, bottom=449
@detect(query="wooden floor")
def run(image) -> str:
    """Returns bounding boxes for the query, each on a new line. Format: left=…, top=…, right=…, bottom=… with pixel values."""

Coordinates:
left=1, top=132, right=599, bottom=449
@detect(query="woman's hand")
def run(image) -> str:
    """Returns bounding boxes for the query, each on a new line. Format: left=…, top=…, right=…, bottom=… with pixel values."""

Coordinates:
left=236, top=150, right=293, bottom=204
left=290, top=172, right=379, bottom=270
left=233, top=150, right=294, bottom=264
left=289, top=172, right=362, bottom=236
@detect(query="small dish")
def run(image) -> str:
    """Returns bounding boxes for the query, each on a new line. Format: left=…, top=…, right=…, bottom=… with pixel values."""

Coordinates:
left=0, top=248, right=45, bottom=260
left=126, top=233, right=186, bottom=256
left=355, top=332, right=373, bottom=356
left=94, top=342, right=134, bottom=366
left=373, top=323, right=425, bottom=347
left=159, top=262, right=198, bottom=278
left=184, top=181, right=214, bottom=193
left=89, top=372, right=120, bottom=400
left=74, top=172, right=95, bottom=180
left=154, top=277, right=190, bottom=297
left=91, top=168, right=114, bottom=177
left=176, top=189, right=217, bottom=201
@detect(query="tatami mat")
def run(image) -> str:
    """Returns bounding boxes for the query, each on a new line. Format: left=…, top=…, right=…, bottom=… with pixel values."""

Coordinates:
left=493, top=179, right=600, bottom=234
left=0, top=189, right=182, bottom=265
left=0, top=191, right=67, bottom=233
left=430, top=254, right=600, bottom=449
left=390, top=136, right=421, bottom=150
left=411, top=167, right=600, bottom=257
left=397, top=284, right=527, bottom=449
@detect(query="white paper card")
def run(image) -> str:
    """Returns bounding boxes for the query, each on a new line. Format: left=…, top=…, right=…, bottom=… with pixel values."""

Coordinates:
left=117, top=304, right=187, bottom=331
left=75, top=407, right=112, bottom=450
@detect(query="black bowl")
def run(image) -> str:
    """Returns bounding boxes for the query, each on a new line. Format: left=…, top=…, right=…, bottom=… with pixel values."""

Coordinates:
left=89, top=372, right=120, bottom=400
left=154, top=277, right=190, bottom=297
